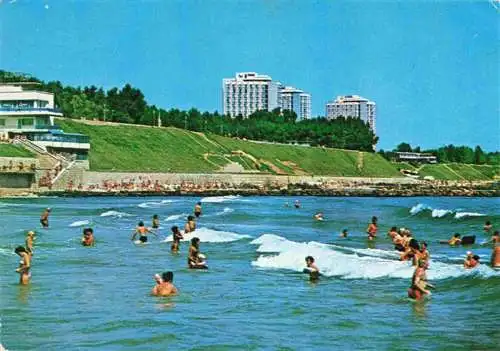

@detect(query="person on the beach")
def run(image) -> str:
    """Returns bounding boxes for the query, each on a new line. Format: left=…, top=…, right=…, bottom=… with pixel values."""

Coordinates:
left=448, top=233, right=462, bottom=246
left=188, top=237, right=207, bottom=269
left=40, top=208, right=51, bottom=228
left=15, top=246, right=31, bottom=285
left=131, top=221, right=156, bottom=243
left=483, top=221, right=492, bottom=233
left=81, top=228, right=95, bottom=247
left=194, top=202, right=202, bottom=218
left=151, top=271, right=178, bottom=296
left=340, top=229, right=348, bottom=238
left=184, top=215, right=196, bottom=234
left=170, top=226, right=183, bottom=252
left=407, top=259, right=433, bottom=300
left=25, top=231, right=35, bottom=256
left=366, top=216, right=378, bottom=240
left=152, top=214, right=160, bottom=229
left=314, top=212, right=324, bottom=221
left=294, top=200, right=301, bottom=209
left=305, top=256, right=320, bottom=280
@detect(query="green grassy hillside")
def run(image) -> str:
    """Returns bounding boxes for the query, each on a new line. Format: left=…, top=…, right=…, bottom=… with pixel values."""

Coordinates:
left=57, top=119, right=401, bottom=177
left=0, top=144, right=35, bottom=158
left=418, top=163, right=498, bottom=181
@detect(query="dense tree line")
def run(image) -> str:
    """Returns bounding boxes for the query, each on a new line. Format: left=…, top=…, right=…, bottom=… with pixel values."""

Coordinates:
left=0, top=70, right=377, bottom=151
left=378, top=143, right=499, bottom=165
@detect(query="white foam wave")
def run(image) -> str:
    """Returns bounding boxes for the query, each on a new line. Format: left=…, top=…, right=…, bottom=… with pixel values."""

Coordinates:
left=201, top=195, right=240, bottom=203
left=250, top=234, right=499, bottom=280
left=69, top=220, right=90, bottom=227
left=100, top=210, right=131, bottom=218
left=138, top=200, right=174, bottom=208
left=165, top=213, right=188, bottom=221
left=410, top=203, right=486, bottom=220
left=454, top=212, right=485, bottom=219
left=163, top=227, right=251, bottom=243
left=216, top=207, right=234, bottom=216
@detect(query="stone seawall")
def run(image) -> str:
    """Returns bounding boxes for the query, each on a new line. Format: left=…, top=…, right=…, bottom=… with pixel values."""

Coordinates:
left=41, top=171, right=498, bottom=197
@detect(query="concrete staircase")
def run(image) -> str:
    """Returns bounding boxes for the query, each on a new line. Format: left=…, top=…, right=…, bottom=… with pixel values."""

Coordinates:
left=51, top=160, right=88, bottom=191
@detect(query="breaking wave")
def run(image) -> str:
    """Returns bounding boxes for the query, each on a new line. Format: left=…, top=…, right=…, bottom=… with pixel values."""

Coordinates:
left=165, top=213, right=188, bottom=222
left=163, top=227, right=251, bottom=243
left=250, top=234, right=499, bottom=280
left=201, top=195, right=241, bottom=203
left=409, top=203, right=486, bottom=219
left=69, top=220, right=90, bottom=227
left=100, top=210, right=132, bottom=218
left=137, top=200, right=175, bottom=208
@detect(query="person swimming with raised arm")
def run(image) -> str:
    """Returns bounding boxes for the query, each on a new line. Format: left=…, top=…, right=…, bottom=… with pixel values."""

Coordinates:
left=339, top=229, right=348, bottom=238
left=15, top=246, right=31, bottom=285
left=25, top=231, right=35, bottom=256
left=151, top=271, right=178, bottom=296
left=407, top=259, right=434, bottom=300
left=170, top=226, right=183, bottom=252
left=152, top=214, right=160, bottom=229
left=131, top=221, right=157, bottom=243
left=81, top=228, right=95, bottom=247
left=366, top=216, right=378, bottom=240
left=194, top=202, right=202, bottom=218
left=188, top=237, right=207, bottom=269
left=304, top=256, right=320, bottom=280
left=485, top=230, right=499, bottom=245
left=40, top=208, right=51, bottom=228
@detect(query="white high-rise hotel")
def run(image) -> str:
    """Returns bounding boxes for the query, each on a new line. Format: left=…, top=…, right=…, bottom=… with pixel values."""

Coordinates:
left=325, top=95, right=376, bottom=132
left=222, top=72, right=311, bottom=120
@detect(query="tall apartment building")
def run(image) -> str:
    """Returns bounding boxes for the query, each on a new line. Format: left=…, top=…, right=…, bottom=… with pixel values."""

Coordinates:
left=280, top=86, right=311, bottom=120
left=325, top=95, right=376, bottom=132
left=222, top=72, right=311, bottom=119
left=222, top=72, right=281, bottom=118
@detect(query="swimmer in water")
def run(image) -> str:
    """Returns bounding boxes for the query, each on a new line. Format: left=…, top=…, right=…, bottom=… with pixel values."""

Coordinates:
left=184, top=215, right=196, bottom=234
left=485, top=230, right=500, bottom=245
left=483, top=221, right=492, bottom=233
left=339, top=229, right=348, bottom=238
left=194, top=202, right=202, bottom=218
left=305, top=256, right=320, bottom=280
left=294, top=200, right=301, bottom=209
left=407, top=259, right=433, bottom=300
left=81, top=228, right=95, bottom=247
left=419, top=242, right=430, bottom=264
left=152, top=214, right=160, bottom=229
left=40, top=208, right=51, bottom=228
left=25, top=231, right=35, bottom=256
left=448, top=233, right=462, bottom=246
left=464, top=252, right=480, bottom=269
left=151, top=271, right=178, bottom=296
left=15, top=246, right=31, bottom=285
left=491, top=245, right=500, bottom=269
left=131, top=221, right=157, bottom=243
left=366, top=216, right=378, bottom=240
left=314, top=212, right=324, bottom=221
left=170, top=226, right=183, bottom=252
left=188, top=237, right=207, bottom=269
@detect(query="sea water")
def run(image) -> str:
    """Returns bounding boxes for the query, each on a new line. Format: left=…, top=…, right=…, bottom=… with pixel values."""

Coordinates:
left=0, top=196, right=499, bottom=350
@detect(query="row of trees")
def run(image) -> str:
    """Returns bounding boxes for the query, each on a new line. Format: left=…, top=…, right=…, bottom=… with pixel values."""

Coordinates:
left=0, top=70, right=377, bottom=151
left=379, top=143, right=499, bottom=165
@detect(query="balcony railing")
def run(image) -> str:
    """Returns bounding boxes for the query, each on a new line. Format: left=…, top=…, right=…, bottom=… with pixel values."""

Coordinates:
left=0, top=107, right=63, bottom=113
left=31, top=133, right=90, bottom=144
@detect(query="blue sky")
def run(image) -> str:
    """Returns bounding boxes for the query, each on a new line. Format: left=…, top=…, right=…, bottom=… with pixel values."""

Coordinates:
left=1, top=0, right=498, bottom=151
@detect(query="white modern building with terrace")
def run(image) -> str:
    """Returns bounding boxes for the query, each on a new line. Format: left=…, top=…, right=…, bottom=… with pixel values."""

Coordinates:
left=0, top=84, right=90, bottom=159
left=326, top=95, right=376, bottom=132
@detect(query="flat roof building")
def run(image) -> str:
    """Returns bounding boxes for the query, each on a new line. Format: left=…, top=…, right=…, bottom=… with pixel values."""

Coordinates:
left=326, top=95, right=376, bottom=133
left=280, top=86, right=311, bottom=120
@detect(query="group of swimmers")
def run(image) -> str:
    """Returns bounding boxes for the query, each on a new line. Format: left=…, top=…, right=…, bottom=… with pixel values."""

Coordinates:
left=303, top=215, right=500, bottom=301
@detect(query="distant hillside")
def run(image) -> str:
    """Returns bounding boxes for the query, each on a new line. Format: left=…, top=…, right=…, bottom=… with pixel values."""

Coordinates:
left=57, top=119, right=400, bottom=177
